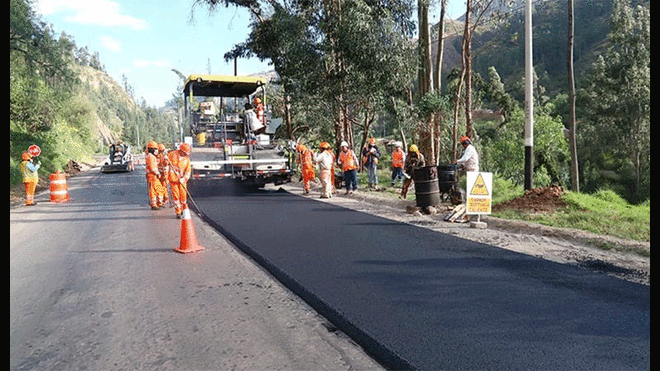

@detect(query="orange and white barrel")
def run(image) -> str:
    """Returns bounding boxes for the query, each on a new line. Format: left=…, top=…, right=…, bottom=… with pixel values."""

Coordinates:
left=49, top=171, right=70, bottom=203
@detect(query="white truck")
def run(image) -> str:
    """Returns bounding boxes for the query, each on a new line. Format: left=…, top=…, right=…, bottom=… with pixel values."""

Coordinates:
left=182, top=74, right=293, bottom=189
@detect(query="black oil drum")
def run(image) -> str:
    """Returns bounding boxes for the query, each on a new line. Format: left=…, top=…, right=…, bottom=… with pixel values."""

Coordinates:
left=413, top=166, right=441, bottom=207
left=437, top=164, right=458, bottom=194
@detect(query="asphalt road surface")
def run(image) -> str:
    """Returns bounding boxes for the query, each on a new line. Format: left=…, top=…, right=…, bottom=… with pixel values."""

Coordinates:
left=10, top=166, right=383, bottom=371
left=190, top=183, right=650, bottom=370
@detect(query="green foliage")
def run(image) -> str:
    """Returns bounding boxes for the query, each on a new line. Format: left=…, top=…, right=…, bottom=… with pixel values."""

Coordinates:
left=491, top=181, right=649, bottom=243
left=560, top=190, right=650, bottom=243
left=577, top=0, right=650, bottom=203
left=416, top=91, right=450, bottom=121
left=10, top=0, right=179, bottom=187
left=479, top=105, right=569, bottom=188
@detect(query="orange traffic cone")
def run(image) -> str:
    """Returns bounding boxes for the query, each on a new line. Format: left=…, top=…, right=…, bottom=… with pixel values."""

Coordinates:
left=174, top=206, right=205, bottom=254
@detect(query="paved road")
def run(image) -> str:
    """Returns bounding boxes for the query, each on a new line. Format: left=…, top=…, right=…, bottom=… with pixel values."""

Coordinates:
left=191, top=185, right=650, bottom=370
left=10, top=167, right=382, bottom=371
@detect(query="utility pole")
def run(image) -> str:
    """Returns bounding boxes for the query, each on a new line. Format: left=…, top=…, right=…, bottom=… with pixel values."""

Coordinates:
left=567, top=0, right=579, bottom=192
left=524, top=0, right=534, bottom=190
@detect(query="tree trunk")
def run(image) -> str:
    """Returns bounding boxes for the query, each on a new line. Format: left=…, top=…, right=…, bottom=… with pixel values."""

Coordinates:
left=463, top=0, right=474, bottom=139
left=417, top=0, right=435, bottom=164
left=418, top=0, right=433, bottom=97
left=452, top=60, right=466, bottom=162
left=433, top=0, right=448, bottom=92
left=567, top=0, right=579, bottom=192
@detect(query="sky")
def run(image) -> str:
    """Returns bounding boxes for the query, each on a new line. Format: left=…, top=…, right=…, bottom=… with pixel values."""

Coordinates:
left=34, top=0, right=467, bottom=108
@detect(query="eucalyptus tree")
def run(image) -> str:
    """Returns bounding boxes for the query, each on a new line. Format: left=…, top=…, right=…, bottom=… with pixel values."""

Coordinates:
left=192, top=0, right=416, bottom=150
left=579, top=0, right=649, bottom=201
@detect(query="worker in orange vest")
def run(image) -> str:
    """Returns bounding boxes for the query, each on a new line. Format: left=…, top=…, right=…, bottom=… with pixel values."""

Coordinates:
left=296, top=144, right=315, bottom=194
left=157, top=143, right=170, bottom=207
left=168, top=143, right=192, bottom=218
left=337, top=141, right=359, bottom=194
left=254, top=97, right=265, bottom=126
left=390, top=142, right=406, bottom=187
left=145, top=141, right=162, bottom=209
left=20, top=152, right=40, bottom=206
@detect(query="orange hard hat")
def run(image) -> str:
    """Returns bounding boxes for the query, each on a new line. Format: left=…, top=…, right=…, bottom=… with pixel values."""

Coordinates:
left=147, top=141, right=158, bottom=149
left=460, top=136, right=471, bottom=144
left=158, top=143, right=165, bottom=151
left=22, top=152, right=32, bottom=161
left=179, top=143, right=191, bottom=155
left=254, top=97, right=262, bottom=104
left=319, top=141, right=331, bottom=149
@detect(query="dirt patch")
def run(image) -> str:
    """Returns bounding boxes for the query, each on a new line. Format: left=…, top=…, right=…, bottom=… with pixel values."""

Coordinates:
left=493, top=185, right=568, bottom=213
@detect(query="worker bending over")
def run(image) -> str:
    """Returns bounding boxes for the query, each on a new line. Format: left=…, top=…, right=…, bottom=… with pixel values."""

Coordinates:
left=400, top=144, right=425, bottom=199
left=454, top=136, right=479, bottom=173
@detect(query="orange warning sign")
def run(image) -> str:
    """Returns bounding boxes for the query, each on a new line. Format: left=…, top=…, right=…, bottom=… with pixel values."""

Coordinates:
left=470, top=173, right=489, bottom=196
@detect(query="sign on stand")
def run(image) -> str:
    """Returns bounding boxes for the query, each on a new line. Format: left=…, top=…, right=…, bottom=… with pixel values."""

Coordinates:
left=466, top=172, right=493, bottom=215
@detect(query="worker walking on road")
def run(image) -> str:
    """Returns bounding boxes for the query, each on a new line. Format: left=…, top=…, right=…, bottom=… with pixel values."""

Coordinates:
left=296, top=144, right=315, bottom=195
left=400, top=144, right=425, bottom=199
left=314, top=142, right=335, bottom=199
left=337, top=141, right=359, bottom=194
left=145, top=141, right=162, bottom=210
left=157, top=143, right=170, bottom=207
left=20, top=152, right=40, bottom=206
left=168, top=143, right=192, bottom=218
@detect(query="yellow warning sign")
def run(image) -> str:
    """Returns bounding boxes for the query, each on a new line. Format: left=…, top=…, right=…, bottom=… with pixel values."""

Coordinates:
left=469, top=173, right=489, bottom=196
left=467, top=197, right=491, bottom=214
left=466, top=172, right=492, bottom=215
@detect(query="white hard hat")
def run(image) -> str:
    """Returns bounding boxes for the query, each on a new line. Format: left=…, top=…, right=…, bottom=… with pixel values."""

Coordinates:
left=340, top=141, right=349, bottom=147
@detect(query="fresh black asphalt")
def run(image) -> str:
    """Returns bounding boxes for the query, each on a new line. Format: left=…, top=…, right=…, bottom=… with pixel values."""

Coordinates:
left=191, top=186, right=650, bottom=370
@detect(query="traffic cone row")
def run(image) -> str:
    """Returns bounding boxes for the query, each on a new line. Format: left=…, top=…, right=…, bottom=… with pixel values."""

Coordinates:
left=174, top=205, right=205, bottom=254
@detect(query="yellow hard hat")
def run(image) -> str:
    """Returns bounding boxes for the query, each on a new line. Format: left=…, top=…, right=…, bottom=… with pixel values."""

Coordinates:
left=409, top=144, right=418, bottom=152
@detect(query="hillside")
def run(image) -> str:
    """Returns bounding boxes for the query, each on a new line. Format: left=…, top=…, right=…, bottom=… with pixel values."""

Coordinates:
left=433, top=0, right=648, bottom=99
left=76, top=65, right=130, bottom=146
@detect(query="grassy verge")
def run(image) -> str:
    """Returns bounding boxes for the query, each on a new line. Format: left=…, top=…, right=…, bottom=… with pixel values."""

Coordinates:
left=492, top=188, right=649, bottom=244
left=356, top=168, right=650, bottom=244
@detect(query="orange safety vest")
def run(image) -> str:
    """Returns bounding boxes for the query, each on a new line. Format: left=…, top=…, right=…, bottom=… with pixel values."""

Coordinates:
left=145, top=153, right=160, bottom=181
left=168, top=151, right=191, bottom=183
left=392, top=148, right=405, bottom=168
left=255, top=103, right=265, bottom=124
left=157, top=153, right=169, bottom=180
left=21, top=160, right=39, bottom=183
left=338, top=149, right=357, bottom=172
left=299, top=148, right=315, bottom=181
left=299, top=148, right=314, bottom=170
